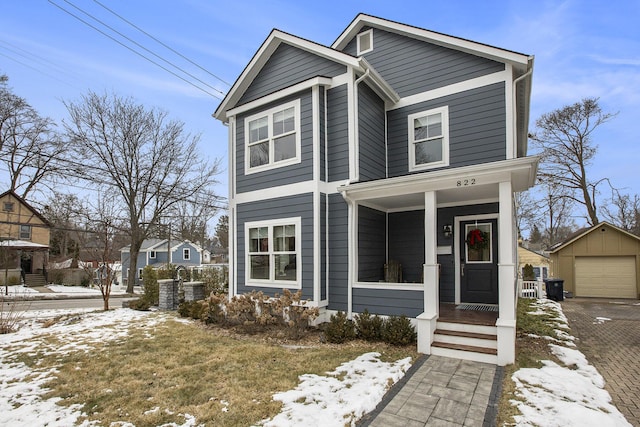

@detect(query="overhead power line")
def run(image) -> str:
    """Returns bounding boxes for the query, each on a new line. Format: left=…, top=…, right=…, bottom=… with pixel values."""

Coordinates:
left=92, top=0, right=231, bottom=88
left=47, top=0, right=224, bottom=100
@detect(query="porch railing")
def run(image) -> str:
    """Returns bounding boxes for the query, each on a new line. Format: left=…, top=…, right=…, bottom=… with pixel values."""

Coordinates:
left=518, top=280, right=544, bottom=299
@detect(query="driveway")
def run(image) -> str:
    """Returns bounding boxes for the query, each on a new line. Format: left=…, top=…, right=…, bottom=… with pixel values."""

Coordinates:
left=560, top=298, right=640, bottom=425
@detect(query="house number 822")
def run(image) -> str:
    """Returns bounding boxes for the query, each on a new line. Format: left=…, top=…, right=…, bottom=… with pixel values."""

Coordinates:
left=456, top=178, right=476, bottom=187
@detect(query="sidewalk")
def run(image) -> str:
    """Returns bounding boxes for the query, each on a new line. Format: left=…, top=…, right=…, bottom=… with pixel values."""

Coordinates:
left=359, top=355, right=501, bottom=427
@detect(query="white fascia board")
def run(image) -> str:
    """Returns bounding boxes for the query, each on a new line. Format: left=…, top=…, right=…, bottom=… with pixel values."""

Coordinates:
left=147, top=239, right=168, bottom=251
left=390, top=70, right=509, bottom=110
left=215, top=30, right=361, bottom=122
left=226, top=77, right=333, bottom=118
left=234, top=180, right=346, bottom=205
left=333, top=14, right=531, bottom=68
left=339, top=157, right=539, bottom=202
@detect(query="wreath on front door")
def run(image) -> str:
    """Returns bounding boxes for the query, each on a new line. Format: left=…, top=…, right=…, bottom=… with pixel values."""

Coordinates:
left=466, top=228, right=489, bottom=251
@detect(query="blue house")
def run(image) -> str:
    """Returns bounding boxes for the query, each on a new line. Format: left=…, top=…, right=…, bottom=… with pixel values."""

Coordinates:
left=121, top=239, right=207, bottom=284
left=213, top=14, right=538, bottom=365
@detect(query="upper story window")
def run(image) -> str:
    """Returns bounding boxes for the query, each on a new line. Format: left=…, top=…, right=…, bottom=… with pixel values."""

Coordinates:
left=3, top=202, right=14, bottom=212
left=408, top=106, right=449, bottom=171
left=20, top=225, right=31, bottom=240
left=357, top=29, right=373, bottom=55
left=183, top=248, right=191, bottom=260
left=149, top=250, right=156, bottom=259
left=245, top=217, right=301, bottom=288
left=245, top=99, right=301, bottom=174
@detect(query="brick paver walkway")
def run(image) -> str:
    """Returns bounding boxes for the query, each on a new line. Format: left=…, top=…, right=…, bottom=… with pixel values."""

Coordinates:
left=561, top=298, right=640, bottom=425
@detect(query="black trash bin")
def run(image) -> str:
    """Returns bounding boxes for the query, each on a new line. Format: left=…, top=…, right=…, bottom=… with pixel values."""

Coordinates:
left=544, top=278, right=564, bottom=301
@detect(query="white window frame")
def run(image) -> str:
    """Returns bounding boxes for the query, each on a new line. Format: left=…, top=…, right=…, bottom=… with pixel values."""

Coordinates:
left=138, top=268, right=144, bottom=279
left=244, top=99, right=301, bottom=174
left=183, top=248, right=191, bottom=260
left=149, top=250, right=156, bottom=259
left=407, top=106, right=449, bottom=171
left=19, top=224, right=31, bottom=240
left=244, top=217, right=301, bottom=289
left=357, top=29, right=373, bottom=55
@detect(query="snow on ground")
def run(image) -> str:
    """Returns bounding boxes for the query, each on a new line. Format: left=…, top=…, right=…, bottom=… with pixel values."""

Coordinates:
left=2, top=284, right=134, bottom=298
left=510, top=299, right=631, bottom=427
left=259, top=352, right=412, bottom=427
left=1, top=308, right=411, bottom=427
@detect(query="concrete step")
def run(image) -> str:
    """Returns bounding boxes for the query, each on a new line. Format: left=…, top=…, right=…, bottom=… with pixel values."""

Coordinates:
left=25, top=274, right=47, bottom=287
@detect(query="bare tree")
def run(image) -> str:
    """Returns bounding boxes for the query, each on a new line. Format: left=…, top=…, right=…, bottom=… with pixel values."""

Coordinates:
left=168, top=195, right=221, bottom=244
left=603, top=189, right=640, bottom=235
left=538, top=179, right=576, bottom=247
left=515, top=190, right=541, bottom=240
left=62, top=91, right=221, bottom=293
left=80, top=191, right=125, bottom=310
left=530, top=98, right=617, bottom=226
left=0, top=75, right=66, bottom=198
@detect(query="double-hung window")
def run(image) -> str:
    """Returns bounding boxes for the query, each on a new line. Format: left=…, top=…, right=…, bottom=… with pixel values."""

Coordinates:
left=408, top=106, right=449, bottom=171
left=245, top=100, right=300, bottom=173
left=246, top=218, right=300, bottom=288
left=183, top=248, right=190, bottom=260
left=19, top=225, right=31, bottom=240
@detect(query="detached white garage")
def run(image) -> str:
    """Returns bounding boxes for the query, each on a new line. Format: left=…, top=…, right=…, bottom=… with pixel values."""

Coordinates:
left=550, top=223, right=640, bottom=299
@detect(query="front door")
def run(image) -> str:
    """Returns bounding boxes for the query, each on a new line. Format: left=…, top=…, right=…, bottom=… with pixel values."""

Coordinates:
left=459, top=219, right=498, bottom=304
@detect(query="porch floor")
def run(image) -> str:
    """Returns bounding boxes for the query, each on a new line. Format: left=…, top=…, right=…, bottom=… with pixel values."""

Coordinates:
left=438, top=303, right=498, bottom=326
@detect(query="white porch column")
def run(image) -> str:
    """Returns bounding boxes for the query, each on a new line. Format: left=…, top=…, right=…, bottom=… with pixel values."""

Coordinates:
left=497, top=180, right=516, bottom=365
left=417, top=190, right=438, bottom=354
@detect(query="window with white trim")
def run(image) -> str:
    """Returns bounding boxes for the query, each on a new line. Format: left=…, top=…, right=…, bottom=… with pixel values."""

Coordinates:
left=245, top=100, right=300, bottom=173
left=357, top=29, right=373, bottom=55
left=183, top=248, right=191, bottom=260
left=149, top=250, right=156, bottom=259
left=408, top=106, right=449, bottom=171
left=245, top=218, right=301, bottom=288
left=19, top=225, right=31, bottom=240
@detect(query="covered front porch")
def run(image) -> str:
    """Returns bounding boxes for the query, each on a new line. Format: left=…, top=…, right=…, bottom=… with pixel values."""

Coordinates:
left=338, top=157, right=538, bottom=365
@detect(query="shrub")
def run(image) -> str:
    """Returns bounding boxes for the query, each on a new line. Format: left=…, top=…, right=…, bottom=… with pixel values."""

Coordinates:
left=127, top=298, right=151, bottom=311
left=272, top=289, right=319, bottom=339
left=324, top=311, right=356, bottom=344
left=201, top=293, right=226, bottom=324
left=382, top=315, right=416, bottom=346
left=193, top=267, right=229, bottom=295
left=522, top=263, right=535, bottom=281
left=354, top=309, right=384, bottom=342
left=7, top=276, right=21, bottom=286
left=142, top=265, right=159, bottom=306
left=225, top=291, right=266, bottom=333
left=178, top=300, right=206, bottom=320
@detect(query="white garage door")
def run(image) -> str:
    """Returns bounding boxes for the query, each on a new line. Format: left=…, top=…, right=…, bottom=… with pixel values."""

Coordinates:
left=575, top=256, right=637, bottom=298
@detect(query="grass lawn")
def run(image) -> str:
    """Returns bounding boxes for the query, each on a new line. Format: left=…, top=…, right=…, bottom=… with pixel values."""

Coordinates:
left=14, top=313, right=418, bottom=426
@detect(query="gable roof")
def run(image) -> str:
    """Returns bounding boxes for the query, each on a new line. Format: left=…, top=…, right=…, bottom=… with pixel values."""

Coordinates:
left=333, top=14, right=531, bottom=69
left=213, top=28, right=399, bottom=122
left=550, top=222, right=640, bottom=253
left=0, top=189, right=51, bottom=226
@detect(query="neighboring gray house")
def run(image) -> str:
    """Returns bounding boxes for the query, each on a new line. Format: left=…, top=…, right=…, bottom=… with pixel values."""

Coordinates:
left=121, top=239, right=208, bottom=284
left=213, top=14, right=538, bottom=365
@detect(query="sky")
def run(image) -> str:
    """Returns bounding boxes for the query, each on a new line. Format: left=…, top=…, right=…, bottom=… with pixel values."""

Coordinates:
left=1, top=289, right=632, bottom=426
left=1, top=0, right=639, bottom=227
